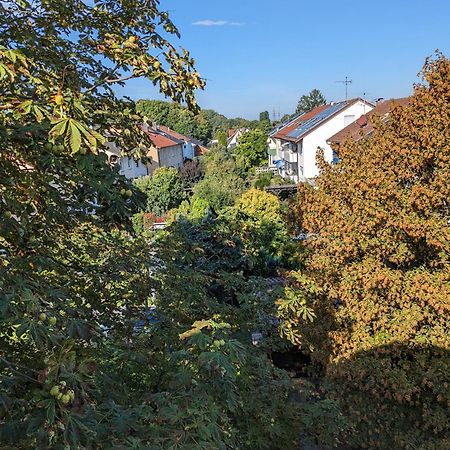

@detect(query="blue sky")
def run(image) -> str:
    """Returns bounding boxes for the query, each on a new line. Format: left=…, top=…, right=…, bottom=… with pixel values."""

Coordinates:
left=118, top=0, right=450, bottom=119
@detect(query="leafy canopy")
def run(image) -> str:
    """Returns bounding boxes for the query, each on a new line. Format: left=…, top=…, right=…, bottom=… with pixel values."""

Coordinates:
left=284, top=54, right=450, bottom=449
left=233, top=128, right=269, bottom=172
left=295, top=89, right=326, bottom=115
left=192, top=148, right=246, bottom=213
left=137, top=99, right=211, bottom=143
left=134, top=167, right=185, bottom=216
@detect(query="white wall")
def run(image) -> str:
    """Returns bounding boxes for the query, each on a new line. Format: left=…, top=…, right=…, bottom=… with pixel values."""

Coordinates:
left=119, top=157, right=149, bottom=179
left=104, top=142, right=149, bottom=179
left=301, top=100, right=373, bottom=178
left=182, top=142, right=195, bottom=160
left=158, top=144, right=184, bottom=170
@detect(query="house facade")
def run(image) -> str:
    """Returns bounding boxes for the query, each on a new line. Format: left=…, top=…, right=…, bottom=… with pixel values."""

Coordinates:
left=145, top=131, right=184, bottom=176
left=269, top=98, right=374, bottom=182
left=105, top=141, right=150, bottom=179
left=155, top=125, right=209, bottom=159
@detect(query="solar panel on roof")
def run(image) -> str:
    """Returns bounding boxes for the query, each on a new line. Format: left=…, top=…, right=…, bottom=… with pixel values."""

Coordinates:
left=286, top=102, right=348, bottom=139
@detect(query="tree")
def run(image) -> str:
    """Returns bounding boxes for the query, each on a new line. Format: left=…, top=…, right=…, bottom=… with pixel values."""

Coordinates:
left=233, top=128, right=269, bottom=172
left=179, top=158, right=204, bottom=189
left=259, top=111, right=270, bottom=122
left=192, top=148, right=245, bottom=212
left=226, top=189, right=293, bottom=273
left=134, top=167, right=185, bottom=216
left=137, top=100, right=212, bottom=143
left=295, top=89, right=326, bottom=115
left=215, top=129, right=228, bottom=147
left=282, top=54, right=450, bottom=448
left=0, top=0, right=205, bottom=446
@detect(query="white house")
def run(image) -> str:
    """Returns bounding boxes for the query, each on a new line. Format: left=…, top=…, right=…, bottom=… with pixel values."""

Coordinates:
left=105, top=141, right=149, bottom=179
left=269, top=98, right=374, bottom=182
left=227, top=128, right=248, bottom=149
left=155, top=125, right=208, bottom=159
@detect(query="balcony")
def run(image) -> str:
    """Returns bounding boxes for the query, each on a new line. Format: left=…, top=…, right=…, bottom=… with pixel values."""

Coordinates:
left=283, top=150, right=298, bottom=163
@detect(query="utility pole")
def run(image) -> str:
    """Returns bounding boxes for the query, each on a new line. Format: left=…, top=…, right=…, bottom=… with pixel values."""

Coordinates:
left=336, top=76, right=353, bottom=101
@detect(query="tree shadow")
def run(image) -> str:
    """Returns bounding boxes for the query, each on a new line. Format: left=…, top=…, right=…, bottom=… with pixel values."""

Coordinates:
left=318, top=340, right=450, bottom=449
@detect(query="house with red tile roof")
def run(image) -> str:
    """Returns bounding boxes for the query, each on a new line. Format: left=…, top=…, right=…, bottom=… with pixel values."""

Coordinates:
left=269, top=98, right=374, bottom=182
left=327, top=97, right=409, bottom=146
left=105, top=124, right=208, bottom=179
left=144, top=128, right=184, bottom=176
left=153, top=125, right=209, bottom=159
left=105, top=127, right=184, bottom=179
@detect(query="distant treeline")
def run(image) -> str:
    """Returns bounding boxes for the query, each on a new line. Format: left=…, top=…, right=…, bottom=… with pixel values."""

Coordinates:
left=136, top=99, right=262, bottom=144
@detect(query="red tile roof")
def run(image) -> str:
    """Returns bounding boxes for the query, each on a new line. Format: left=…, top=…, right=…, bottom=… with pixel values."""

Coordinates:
left=328, top=97, right=410, bottom=145
left=156, top=125, right=187, bottom=142
left=146, top=131, right=180, bottom=149
left=154, top=125, right=209, bottom=155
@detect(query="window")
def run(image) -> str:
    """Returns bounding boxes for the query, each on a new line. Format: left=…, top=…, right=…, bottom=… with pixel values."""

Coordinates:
left=332, top=150, right=340, bottom=164
left=109, top=155, right=118, bottom=165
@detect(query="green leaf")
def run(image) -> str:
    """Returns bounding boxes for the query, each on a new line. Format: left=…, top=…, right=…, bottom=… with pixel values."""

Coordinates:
left=49, top=118, right=69, bottom=141
left=67, top=120, right=82, bottom=154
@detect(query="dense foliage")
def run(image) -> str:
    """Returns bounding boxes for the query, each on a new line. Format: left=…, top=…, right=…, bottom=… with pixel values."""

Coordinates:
left=295, top=89, right=326, bottom=115
left=0, top=2, right=312, bottom=448
left=284, top=55, right=450, bottom=449
left=192, top=148, right=246, bottom=213
left=233, top=129, right=269, bottom=173
left=134, top=167, right=185, bottom=216
left=136, top=99, right=211, bottom=143
left=136, top=100, right=264, bottom=144
left=225, top=189, right=298, bottom=274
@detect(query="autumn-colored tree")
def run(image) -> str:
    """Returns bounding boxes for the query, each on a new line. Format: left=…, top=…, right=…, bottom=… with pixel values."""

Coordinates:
left=284, top=54, right=450, bottom=448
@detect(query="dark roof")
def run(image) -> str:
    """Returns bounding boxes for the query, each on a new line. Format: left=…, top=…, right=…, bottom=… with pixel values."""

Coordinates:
left=328, top=97, right=410, bottom=144
left=272, top=98, right=372, bottom=143
left=271, top=105, right=329, bottom=140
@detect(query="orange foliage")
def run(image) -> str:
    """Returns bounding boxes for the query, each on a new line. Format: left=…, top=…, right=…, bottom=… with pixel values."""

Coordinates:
left=292, top=54, right=450, bottom=448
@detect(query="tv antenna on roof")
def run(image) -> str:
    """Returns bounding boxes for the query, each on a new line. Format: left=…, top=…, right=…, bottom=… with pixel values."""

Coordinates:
left=336, top=76, right=352, bottom=101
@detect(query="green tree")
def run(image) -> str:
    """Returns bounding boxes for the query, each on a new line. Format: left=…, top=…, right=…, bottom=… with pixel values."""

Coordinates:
left=137, top=100, right=212, bottom=143
left=295, top=89, right=327, bottom=115
left=259, top=111, right=270, bottom=122
left=282, top=54, right=450, bottom=448
left=192, top=148, right=245, bottom=212
left=134, top=167, right=185, bottom=215
left=0, top=0, right=204, bottom=446
left=226, top=189, right=299, bottom=274
left=215, top=129, right=228, bottom=147
left=234, top=128, right=269, bottom=172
